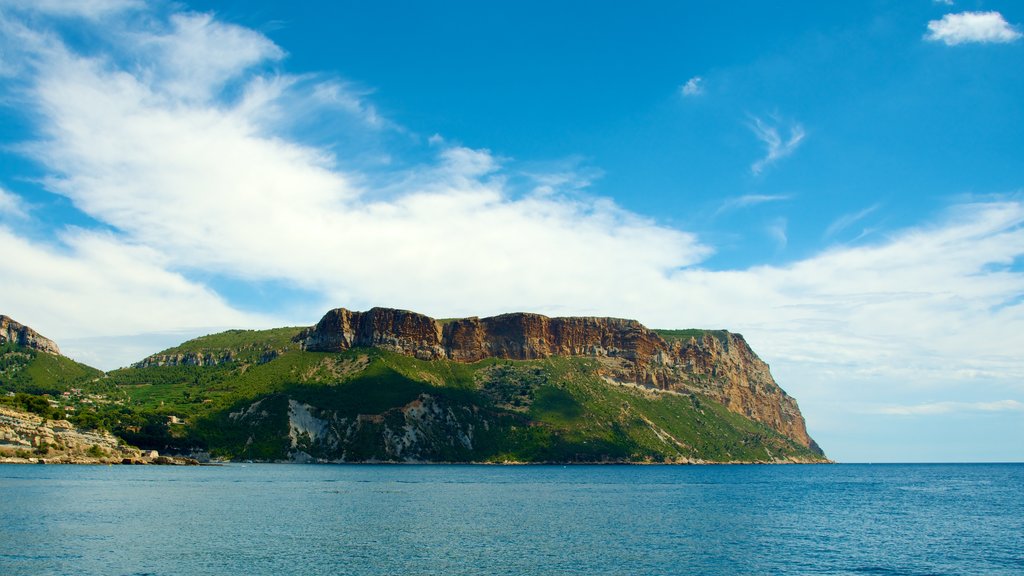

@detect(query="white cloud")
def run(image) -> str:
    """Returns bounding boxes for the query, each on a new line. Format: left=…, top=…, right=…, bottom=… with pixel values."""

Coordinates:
left=0, top=226, right=270, bottom=368
left=680, top=76, right=703, bottom=97
left=926, top=11, right=1022, bottom=45
left=310, top=81, right=385, bottom=129
left=749, top=116, right=805, bottom=175
left=3, top=5, right=1024, bottom=459
left=0, top=186, right=27, bottom=218
left=681, top=201, right=1024, bottom=387
left=875, top=400, right=1024, bottom=416
left=7, top=8, right=1024, bottom=378
left=2, top=7, right=709, bottom=339
left=134, top=12, right=284, bottom=102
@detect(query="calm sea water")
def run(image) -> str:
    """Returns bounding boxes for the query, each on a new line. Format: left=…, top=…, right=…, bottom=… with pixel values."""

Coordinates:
left=1, top=463, right=1021, bottom=575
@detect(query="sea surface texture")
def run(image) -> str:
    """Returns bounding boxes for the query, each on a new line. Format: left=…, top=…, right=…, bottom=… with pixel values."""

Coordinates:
left=1, top=463, right=1021, bottom=575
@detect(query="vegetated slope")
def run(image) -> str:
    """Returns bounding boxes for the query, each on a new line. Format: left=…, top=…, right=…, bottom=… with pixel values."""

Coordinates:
left=0, top=315, right=103, bottom=395
left=93, top=319, right=826, bottom=463
left=0, top=343, right=103, bottom=394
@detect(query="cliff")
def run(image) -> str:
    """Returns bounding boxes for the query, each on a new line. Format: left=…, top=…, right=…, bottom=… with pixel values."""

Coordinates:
left=0, top=314, right=824, bottom=464
left=0, top=315, right=61, bottom=356
left=133, top=351, right=237, bottom=368
left=298, top=307, right=819, bottom=452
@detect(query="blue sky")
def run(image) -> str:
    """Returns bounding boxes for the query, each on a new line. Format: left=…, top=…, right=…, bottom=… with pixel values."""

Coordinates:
left=0, top=0, right=1022, bottom=462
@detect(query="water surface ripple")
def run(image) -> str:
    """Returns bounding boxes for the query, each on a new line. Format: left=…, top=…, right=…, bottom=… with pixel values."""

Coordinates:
left=1, top=463, right=1021, bottom=575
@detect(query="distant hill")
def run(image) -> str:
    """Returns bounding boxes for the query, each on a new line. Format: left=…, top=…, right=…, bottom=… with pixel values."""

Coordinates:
left=0, top=309, right=827, bottom=464
left=0, top=316, right=103, bottom=395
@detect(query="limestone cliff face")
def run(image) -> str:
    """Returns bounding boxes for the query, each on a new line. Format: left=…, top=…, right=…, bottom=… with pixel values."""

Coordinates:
left=297, top=307, right=820, bottom=452
left=133, top=351, right=236, bottom=368
left=0, top=406, right=199, bottom=465
left=0, top=315, right=61, bottom=356
left=0, top=405, right=135, bottom=463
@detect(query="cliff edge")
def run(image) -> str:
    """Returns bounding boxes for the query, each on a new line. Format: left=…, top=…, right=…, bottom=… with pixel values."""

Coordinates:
left=297, top=307, right=821, bottom=453
left=1, top=315, right=61, bottom=356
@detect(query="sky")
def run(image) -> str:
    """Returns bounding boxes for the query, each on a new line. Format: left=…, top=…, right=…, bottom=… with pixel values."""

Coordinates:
left=0, top=0, right=1021, bottom=462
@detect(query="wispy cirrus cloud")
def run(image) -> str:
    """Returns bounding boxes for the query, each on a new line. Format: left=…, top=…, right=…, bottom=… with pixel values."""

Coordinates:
left=715, top=193, right=792, bottom=215
left=874, top=400, right=1024, bottom=416
left=767, top=217, right=788, bottom=250
left=825, top=203, right=881, bottom=239
left=749, top=116, right=805, bottom=175
left=0, top=187, right=27, bottom=218
left=926, top=11, right=1022, bottom=45
left=0, top=0, right=142, bottom=19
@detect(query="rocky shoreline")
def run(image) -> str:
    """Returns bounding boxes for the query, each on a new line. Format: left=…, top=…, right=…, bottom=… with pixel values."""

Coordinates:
left=0, top=405, right=198, bottom=465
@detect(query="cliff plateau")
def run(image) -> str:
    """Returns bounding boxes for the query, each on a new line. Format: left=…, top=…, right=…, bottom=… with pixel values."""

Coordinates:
left=297, top=307, right=820, bottom=453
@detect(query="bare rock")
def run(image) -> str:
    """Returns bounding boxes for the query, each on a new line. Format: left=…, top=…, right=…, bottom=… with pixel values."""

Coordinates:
left=0, top=315, right=61, bottom=356
left=297, top=307, right=820, bottom=452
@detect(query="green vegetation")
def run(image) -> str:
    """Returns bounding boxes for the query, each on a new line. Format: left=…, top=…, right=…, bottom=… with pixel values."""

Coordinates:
left=2, top=328, right=824, bottom=463
left=653, top=328, right=731, bottom=349
left=0, top=342, right=103, bottom=395
left=0, top=392, right=66, bottom=420
left=151, top=327, right=304, bottom=359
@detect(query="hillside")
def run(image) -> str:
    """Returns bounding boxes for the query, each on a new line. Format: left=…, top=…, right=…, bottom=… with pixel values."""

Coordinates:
left=0, top=316, right=103, bottom=394
left=0, top=309, right=827, bottom=464
left=84, top=308, right=824, bottom=463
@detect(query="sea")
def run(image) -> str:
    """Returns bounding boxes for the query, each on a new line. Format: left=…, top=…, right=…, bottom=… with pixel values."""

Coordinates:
left=1, top=463, right=1021, bottom=575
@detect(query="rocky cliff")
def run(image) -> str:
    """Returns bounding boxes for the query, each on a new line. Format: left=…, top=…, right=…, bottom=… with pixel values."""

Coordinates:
left=298, top=307, right=820, bottom=453
left=0, top=315, right=61, bottom=356
left=0, top=405, right=195, bottom=464
left=133, top=351, right=237, bottom=368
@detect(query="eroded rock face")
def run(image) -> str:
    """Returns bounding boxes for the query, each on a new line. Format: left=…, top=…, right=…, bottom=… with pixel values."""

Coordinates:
left=133, top=351, right=236, bottom=368
left=0, top=315, right=61, bottom=356
left=297, top=307, right=820, bottom=452
left=227, top=394, right=480, bottom=463
left=299, top=307, right=445, bottom=361
left=0, top=405, right=132, bottom=463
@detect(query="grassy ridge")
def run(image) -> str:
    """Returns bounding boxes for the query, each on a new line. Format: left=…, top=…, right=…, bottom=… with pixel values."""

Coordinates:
left=147, top=327, right=305, bottom=359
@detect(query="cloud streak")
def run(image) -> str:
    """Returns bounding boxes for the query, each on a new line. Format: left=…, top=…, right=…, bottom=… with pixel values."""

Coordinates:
left=767, top=217, right=788, bottom=250
left=825, top=203, right=881, bottom=239
left=0, top=0, right=141, bottom=19
left=749, top=116, right=805, bottom=175
left=0, top=187, right=27, bottom=218
left=874, top=400, right=1024, bottom=416
left=715, top=194, right=792, bottom=215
